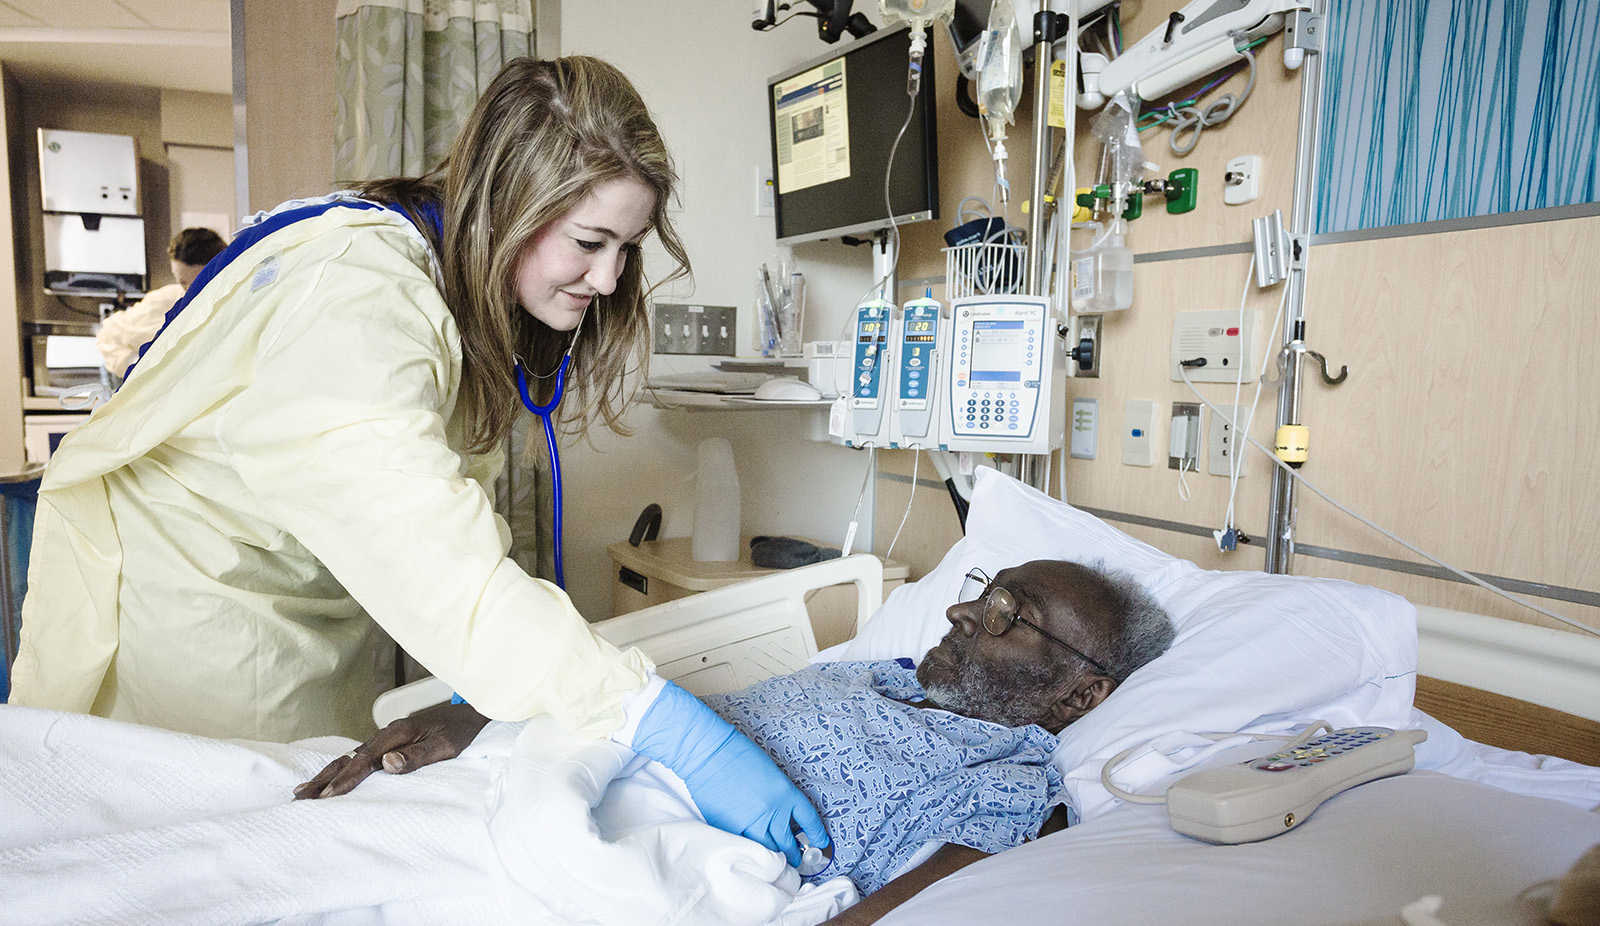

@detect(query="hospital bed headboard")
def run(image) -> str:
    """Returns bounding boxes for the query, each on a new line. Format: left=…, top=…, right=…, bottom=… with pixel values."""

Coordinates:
left=373, top=553, right=884, bottom=728
left=1414, top=604, right=1600, bottom=767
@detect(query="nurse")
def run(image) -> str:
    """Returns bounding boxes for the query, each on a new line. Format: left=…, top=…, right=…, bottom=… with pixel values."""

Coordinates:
left=9, top=56, right=826, bottom=864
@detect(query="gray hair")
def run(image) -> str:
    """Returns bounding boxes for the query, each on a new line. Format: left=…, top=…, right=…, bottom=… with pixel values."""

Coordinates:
left=1083, top=563, right=1176, bottom=684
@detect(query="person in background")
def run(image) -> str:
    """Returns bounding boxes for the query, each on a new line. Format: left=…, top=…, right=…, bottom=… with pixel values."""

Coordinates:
left=95, top=227, right=227, bottom=379
left=12, top=57, right=825, bottom=867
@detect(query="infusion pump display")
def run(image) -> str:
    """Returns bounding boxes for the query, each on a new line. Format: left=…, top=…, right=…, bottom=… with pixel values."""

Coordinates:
left=945, top=296, right=1064, bottom=454
left=890, top=296, right=944, bottom=449
left=846, top=298, right=893, bottom=448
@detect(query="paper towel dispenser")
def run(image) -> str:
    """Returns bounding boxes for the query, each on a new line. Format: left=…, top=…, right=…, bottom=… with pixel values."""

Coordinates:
left=43, top=212, right=146, bottom=295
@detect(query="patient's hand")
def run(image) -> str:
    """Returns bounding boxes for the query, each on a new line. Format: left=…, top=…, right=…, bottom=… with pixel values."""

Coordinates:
left=293, top=701, right=490, bottom=799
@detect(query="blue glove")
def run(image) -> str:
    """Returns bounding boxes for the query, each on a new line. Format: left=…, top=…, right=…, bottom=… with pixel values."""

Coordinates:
left=632, top=681, right=828, bottom=867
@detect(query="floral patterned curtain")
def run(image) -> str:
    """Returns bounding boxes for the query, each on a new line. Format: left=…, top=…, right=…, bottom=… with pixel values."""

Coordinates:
left=334, top=0, right=535, bottom=183
left=334, top=0, right=548, bottom=609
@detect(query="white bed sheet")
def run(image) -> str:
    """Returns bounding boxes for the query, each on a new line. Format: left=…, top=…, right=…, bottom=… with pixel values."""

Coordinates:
left=0, top=706, right=856, bottom=926
left=874, top=770, right=1600, bottom=926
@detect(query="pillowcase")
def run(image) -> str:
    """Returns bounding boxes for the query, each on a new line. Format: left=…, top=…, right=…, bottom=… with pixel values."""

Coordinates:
left=840, top=467, right=1418, bottom=821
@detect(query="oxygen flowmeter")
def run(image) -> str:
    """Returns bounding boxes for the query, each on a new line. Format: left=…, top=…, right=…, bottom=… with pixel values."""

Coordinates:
left=889, top=293, right=946, bottom=449
left=942, top=295, right=1066, bottom=454
left=844, top=297, right=893, bottom=448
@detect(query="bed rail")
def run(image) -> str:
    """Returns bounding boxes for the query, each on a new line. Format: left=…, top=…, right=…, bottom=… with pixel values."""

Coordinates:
left=1416, top=605, right=1600, bottom=722
left=373, top=554, right=883, bottom=727
left=1415, top=604, right=1600, bottom=766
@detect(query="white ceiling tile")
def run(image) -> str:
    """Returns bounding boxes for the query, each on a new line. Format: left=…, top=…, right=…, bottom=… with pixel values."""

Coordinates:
left=121, top=0, right=230, bottom=33
left=9, top=0, right=147, bottom=29
left=0, top=0, right=231, bottom=94
left=0, top=3, right=47, bottom=27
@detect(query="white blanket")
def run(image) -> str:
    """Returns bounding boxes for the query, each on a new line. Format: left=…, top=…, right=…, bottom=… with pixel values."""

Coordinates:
left=0, top=707, right=856, bottom=926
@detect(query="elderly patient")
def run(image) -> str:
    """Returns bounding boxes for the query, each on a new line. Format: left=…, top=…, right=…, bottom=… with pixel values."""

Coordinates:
left=301, top=560, right=1174, bottom=922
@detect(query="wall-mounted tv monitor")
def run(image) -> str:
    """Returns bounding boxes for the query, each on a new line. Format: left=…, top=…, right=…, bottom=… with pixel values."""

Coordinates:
left=767, top=25, right=939, bottom=246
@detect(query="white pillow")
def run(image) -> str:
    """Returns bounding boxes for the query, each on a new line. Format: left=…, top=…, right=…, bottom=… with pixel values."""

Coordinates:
left=841, top=467, right=1418, bottom=821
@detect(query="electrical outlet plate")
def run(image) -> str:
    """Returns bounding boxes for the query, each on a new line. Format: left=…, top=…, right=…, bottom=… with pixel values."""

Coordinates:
left=1070, top=397, right=1098, bottom=460
left=1168, top=402, right=1201, bottom=470
left=653, top=303, right=738, bottom=355
left=1207, top=404, right=1247, bottom=476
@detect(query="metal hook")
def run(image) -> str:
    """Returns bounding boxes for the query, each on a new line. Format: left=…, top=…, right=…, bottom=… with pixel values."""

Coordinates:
left=1305, top=350, right=1348, bottom=385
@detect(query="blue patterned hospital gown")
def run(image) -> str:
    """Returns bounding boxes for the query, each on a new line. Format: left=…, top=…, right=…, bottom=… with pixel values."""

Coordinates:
left=703, top=659, right=1064, bottom=894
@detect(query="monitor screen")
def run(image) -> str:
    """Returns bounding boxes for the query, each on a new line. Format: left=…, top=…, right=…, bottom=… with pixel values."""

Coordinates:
left=767, top=26, right=939, bottom=246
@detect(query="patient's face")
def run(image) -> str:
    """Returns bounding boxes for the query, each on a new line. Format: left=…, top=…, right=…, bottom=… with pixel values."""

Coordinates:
left=916, top=560, right=1106, bottom=729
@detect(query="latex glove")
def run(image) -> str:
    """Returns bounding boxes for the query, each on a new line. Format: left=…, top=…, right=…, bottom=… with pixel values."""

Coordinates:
left=631, top=681, right=828, bottom=867
left=293, top=701, right=490, bottom=799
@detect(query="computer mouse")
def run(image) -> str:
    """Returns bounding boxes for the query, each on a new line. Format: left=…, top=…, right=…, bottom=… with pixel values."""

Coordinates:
left=753, top=377, right=823, bottom=401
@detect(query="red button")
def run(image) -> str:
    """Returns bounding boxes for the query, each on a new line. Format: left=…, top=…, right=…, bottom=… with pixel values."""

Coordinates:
left=1226, top=327, right=1240, bottom=336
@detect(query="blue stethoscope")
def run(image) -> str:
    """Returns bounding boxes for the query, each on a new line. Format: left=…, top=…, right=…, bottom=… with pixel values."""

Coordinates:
left=514, top=311, right=584, bottom=591
left=515, top=358, right=568, bottom=589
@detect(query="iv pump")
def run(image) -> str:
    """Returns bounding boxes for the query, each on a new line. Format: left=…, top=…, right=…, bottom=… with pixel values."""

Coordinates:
left=844, top=297, right=893, bottom=448
left=888, top=292, right=947, bottom=449
left=942, top=294, right=1067, bottom=455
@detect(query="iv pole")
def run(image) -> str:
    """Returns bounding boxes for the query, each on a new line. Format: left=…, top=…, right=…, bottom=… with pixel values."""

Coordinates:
left=1019, top=0, right=1071, bottom=492
left=1264, top=0, right=1327, bottom=573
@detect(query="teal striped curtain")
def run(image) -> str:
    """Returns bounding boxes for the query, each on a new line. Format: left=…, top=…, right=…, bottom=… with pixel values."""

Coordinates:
left=1316, top=0, right=1600, bottom=233
left=334, top=0, right=535, bottom=183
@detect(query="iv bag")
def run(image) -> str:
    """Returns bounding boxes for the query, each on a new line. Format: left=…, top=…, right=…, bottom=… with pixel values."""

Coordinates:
left=1091, top=93, right=1145, bottom=186
left=976, top=0, right=1024, bottom=131
left=879, top=0, right=956, bottom=28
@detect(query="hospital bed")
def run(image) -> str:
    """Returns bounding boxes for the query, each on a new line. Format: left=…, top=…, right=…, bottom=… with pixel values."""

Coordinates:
left=3, top=468, right=1597, bottom=926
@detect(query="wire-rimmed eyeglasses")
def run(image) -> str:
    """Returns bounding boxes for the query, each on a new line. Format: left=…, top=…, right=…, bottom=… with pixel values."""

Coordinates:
left=959, top=568, right=1111, bottom=676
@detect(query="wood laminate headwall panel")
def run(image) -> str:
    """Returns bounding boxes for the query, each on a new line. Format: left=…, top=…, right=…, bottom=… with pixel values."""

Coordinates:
left=874, top=3, right=1599, bottom=640
left=1291, top=216, right=1600, bottom=634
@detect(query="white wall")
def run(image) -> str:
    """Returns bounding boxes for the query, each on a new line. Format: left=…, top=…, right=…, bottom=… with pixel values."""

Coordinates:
left=558, top=0, right=893, bottom=620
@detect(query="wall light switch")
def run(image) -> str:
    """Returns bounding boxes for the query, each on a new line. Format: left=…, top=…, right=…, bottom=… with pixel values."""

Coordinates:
left=654, top=303, right=737, bottom=355
left=756, top=166, right=775, bottom=217
left=1122, top=399, right=1156, bottom=466
left=1070, top=397, right=1098, bottom=460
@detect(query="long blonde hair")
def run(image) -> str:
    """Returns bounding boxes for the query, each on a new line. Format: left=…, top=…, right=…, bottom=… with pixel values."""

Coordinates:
left=359, top=56, right=688, bottom=454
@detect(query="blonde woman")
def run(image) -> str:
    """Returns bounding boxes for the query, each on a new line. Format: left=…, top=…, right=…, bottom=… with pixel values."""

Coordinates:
left=11, top=56, right=827, bottom=866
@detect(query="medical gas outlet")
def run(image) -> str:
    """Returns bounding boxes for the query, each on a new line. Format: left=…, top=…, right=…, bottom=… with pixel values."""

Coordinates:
left=941, top=295, right=1066, bottom=455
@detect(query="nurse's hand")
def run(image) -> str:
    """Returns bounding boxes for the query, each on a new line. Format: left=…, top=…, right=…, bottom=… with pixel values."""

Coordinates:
left=631, top=681, right=828, bottom=867
left=293, top=701, right=489, bottom=799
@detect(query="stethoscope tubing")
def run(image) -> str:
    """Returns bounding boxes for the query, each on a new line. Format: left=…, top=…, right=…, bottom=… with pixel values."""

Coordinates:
left=516, top=357, right=569, bottom=589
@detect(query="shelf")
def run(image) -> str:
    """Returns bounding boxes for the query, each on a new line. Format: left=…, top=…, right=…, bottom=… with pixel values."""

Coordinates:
left=646, top=389, right=837, bottom=411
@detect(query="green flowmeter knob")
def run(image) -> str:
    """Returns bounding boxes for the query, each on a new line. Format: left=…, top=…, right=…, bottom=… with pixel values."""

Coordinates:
left=1166, top=168, right=1198, bottom=214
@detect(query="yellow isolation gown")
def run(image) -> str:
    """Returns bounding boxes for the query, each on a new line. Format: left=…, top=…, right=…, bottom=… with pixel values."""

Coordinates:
left=10, top=200, right=652, bottom=741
